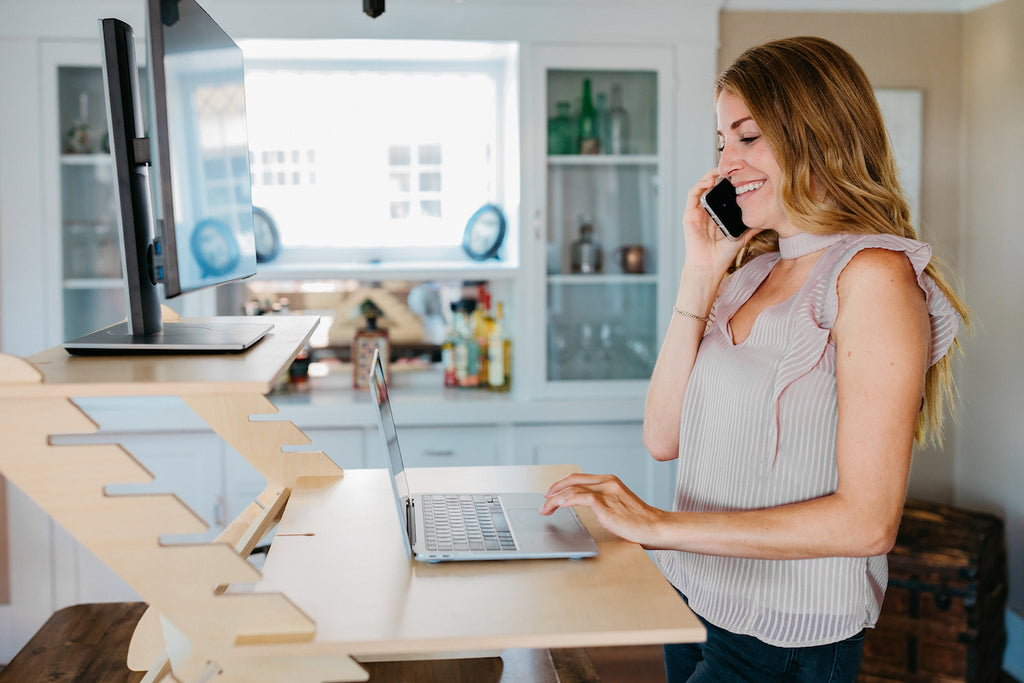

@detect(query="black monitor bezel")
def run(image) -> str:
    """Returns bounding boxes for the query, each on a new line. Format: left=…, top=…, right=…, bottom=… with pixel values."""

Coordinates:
left=100, top=17, right=163, bottom=336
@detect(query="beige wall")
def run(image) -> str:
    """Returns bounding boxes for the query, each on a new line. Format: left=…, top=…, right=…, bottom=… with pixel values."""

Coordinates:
left=959, top=0, right=1024, bottom=617
left=717, top=12, right=963, bottom=502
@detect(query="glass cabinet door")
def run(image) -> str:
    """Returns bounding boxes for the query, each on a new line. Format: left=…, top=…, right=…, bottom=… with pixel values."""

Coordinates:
left=534, top=48, right=673, bottom=392
left=56, top=64, right=125, bottom=341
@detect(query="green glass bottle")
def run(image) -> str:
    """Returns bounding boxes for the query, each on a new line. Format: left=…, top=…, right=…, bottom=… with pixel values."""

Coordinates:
left=578, top=78, right=599, bottom=154
left=547, top=101, right=574, bottom=155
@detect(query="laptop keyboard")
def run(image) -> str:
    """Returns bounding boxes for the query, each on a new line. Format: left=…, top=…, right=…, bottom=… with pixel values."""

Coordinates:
left=421, top=494, right=517, bottom=552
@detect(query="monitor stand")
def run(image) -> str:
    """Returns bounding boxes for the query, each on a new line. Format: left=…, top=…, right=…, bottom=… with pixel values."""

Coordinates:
left=62, top=319, right=273, bottom=355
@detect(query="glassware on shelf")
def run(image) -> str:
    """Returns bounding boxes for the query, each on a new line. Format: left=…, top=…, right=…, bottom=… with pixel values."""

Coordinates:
left=64, top=91, right=94, bottom=154
left=570, top=216, right=603, bottom=274
left=595, top=92, right=611, bottom=155
left=65, top=224, right=93, bottom=279
left=64, top=223, right=119, bottom=279
left=577, top=78, right=599, bottom=154
left=542, top=60, right=663, bottom=387
left=547, top=101, right=575, bottom=155
left=607, top=82, right=630, bottom=155
left=615, top=244, right=646, bottom=274
left=94, top=224, right=121, bottom=278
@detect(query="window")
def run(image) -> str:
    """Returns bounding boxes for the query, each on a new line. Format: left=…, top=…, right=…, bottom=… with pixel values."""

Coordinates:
left=240, top=40, right=518, bottom=268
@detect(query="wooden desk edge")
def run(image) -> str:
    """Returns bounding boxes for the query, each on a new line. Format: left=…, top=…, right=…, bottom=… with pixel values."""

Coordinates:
left=1, top=316, right=319, bottom=398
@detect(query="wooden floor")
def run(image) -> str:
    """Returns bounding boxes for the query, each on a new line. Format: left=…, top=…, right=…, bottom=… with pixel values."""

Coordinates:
left=587, top=645, right=667, bottom=683
left=585, top=645, right=1024, bottom=683
left=1, top=620, right=1019, bottom=683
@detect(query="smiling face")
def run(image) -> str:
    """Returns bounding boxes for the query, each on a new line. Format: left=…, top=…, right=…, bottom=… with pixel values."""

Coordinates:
left=716, top=90, right=797, bottom=238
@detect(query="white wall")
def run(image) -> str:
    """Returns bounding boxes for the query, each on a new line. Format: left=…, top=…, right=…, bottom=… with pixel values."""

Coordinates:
left=957, top=0, right=1024, bottom=677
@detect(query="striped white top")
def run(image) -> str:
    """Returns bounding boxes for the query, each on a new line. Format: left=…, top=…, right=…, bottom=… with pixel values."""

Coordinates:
left=653, top=234, right=961, bottom=647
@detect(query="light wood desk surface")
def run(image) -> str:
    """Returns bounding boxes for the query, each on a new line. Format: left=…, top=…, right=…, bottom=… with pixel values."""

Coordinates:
left=4, top=315, right=319, bottom=398
left=254, top=464, right=705, bottom=659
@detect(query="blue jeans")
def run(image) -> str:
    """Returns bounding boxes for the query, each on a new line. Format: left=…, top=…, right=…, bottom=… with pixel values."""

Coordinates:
left=664, top=596, right=865, bottom=683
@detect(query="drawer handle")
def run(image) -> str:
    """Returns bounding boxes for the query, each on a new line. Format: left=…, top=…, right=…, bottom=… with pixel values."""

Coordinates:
left=423, top=449, right=456, bottom=457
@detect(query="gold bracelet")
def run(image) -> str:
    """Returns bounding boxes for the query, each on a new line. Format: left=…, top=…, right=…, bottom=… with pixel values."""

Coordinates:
left=672, top=306, right=710, bottom=323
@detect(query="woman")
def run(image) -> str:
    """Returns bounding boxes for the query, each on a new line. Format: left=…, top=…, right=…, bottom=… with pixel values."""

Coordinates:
left=540, top=36, right=969, bottom=682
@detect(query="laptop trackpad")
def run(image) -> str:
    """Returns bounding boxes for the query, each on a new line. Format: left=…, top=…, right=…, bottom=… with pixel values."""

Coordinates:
left=507, top=506, right=593, bottom=552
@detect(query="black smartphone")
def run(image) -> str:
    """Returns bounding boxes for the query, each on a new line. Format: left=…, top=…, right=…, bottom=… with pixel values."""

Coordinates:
left=700, top=177, right=749, bottom=240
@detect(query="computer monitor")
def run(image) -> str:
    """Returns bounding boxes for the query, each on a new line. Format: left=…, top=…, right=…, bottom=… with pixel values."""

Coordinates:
left=63, top=0, right=272, bottom=354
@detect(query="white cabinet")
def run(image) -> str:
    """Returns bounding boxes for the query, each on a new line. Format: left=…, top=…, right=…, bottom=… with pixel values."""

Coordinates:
left=523, top=45, right=676, bottom=399
left=383, top=425, right=505, bottom=468
left=513, top=423, right=675, bottom=510
left=292, top=427, right=365, bottom=470
left=41, top=42, right=128, bottom=343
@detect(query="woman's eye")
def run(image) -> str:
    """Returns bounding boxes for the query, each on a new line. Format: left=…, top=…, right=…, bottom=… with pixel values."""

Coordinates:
left=740, top=135, right=760, bottom=145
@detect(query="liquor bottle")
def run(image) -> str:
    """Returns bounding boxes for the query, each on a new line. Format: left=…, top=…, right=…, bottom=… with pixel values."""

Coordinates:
left=608, top=82, right=630, bottom=155
left=474, top=285, right=492, bottom=389
left=352, top=299, right=389, bottom=390
left=570, top=217, right=603, bottom=274
left=488, top=302, right=511, bottom=392
left=577, top=78, right=600, bottom=155
left=442, top=303, right=457, bottom=388
left=454, top=299, right=479, bottom=387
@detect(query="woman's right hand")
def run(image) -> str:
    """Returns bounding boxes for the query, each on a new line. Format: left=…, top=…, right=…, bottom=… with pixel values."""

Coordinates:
left=681, top=168, right=760, bottom=276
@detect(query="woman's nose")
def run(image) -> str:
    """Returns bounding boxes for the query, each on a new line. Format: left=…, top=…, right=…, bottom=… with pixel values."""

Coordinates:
left=718, top=142, right=742, bottom=178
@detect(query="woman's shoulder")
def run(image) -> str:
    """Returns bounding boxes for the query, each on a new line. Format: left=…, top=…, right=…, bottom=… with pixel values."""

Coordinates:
left=819, top=233, right=932, bottom=284
left=835, top=246, right=924, bottom=319
left=810, top=233, right=935, bottom=329
left=839, top=243, right=920, bottom=285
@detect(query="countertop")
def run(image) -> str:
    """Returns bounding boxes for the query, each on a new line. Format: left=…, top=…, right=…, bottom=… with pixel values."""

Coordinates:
left=71, top=363, right=646, bottom=433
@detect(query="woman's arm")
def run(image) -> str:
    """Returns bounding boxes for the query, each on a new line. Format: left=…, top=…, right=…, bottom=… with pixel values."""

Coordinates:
left=642, top=267, right=723, bottom=461
left=643, top=170, right=757, bottom=461
left=550, top=248, right=931, bottom=560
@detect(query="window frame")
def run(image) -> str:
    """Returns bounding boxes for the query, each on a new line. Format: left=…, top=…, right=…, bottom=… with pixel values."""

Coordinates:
left=239, top=40, right=520, bottom=278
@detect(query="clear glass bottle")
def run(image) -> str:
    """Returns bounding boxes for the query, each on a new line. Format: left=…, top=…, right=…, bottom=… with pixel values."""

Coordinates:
left=577, top=78, right=599, bottom=155
left=608, top=82, right=630, bottom=155
left=595, top=92, right=611, bottom=156
left=570, top=218, right=603, bottom=274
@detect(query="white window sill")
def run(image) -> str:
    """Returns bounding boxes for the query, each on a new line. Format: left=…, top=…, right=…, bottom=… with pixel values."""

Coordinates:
left=253, top=258, right=519, bottom=282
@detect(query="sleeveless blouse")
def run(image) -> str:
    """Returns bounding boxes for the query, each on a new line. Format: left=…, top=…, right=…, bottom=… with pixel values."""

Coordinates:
left=653, top=233, right=961, bottom=647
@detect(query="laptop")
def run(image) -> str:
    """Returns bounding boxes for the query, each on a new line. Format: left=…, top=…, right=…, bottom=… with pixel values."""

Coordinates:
left=368, top=349, right=599, bottom=563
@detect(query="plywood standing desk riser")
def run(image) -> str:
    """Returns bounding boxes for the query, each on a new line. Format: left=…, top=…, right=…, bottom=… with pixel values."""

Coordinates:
left=0, top=315, right=703, bottom=683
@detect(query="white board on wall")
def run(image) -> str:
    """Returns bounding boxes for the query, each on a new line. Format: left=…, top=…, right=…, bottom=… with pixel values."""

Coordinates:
left=875, top=88, right=923, bottom=232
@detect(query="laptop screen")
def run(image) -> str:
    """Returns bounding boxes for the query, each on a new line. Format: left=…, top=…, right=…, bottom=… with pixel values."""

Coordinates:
left=369, top=350, right=413, bottom=552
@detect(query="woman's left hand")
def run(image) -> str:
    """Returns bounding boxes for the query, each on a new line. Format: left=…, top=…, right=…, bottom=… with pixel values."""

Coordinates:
left=540, top=473, right=668, bottom=548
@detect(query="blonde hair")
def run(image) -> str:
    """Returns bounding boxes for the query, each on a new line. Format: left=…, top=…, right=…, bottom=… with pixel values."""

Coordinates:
left=716, top=36, right=969, bottom=445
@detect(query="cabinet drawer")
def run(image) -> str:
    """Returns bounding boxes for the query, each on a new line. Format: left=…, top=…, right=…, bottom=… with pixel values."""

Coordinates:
left=390, top=426, right=501, bottom=468
left=514, top=423, right=674, bottom=508
left=297, top=427, right=365, bottom=470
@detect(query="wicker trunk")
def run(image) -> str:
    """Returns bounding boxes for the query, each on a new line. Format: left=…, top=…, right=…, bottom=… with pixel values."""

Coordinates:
left=858, top=499, right=1007, bottom=683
